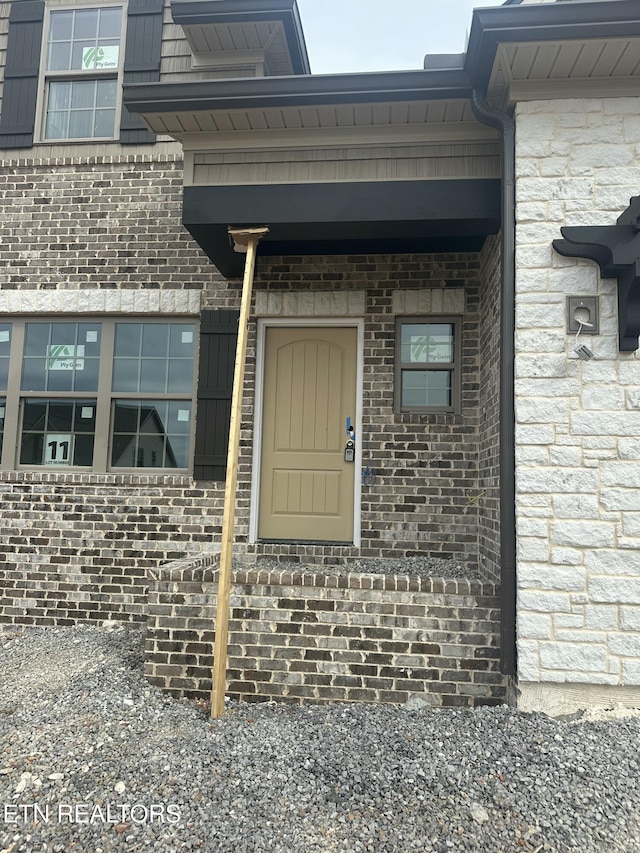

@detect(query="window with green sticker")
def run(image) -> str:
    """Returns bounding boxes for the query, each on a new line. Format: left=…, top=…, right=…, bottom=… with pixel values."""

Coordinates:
left=42, top=6, right=124, bottom=140
left=394, top=316, right=461, bottom=413
left=0, top=319, right=196, bottom=472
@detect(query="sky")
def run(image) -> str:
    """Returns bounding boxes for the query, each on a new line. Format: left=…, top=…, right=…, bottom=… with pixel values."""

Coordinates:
left=296, top=0, right=504, bottom=75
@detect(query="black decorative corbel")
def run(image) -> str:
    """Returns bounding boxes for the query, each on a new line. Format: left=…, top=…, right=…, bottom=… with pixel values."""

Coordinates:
left=553, top=196, right=640, bottom=352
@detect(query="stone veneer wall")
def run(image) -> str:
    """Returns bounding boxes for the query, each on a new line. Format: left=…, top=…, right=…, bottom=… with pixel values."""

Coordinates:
left=514, top=96, right=640, bottom=713
left=145, top=554, right=505, bottom=707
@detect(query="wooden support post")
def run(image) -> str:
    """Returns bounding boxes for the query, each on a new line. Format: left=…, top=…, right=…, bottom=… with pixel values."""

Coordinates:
left=211, top=226, right=268, bottom=720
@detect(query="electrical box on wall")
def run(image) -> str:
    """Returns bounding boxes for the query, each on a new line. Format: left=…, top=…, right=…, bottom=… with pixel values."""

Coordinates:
left=554, top=197, right=640, bottom=351
left=567, top=296, right=599, bottom=335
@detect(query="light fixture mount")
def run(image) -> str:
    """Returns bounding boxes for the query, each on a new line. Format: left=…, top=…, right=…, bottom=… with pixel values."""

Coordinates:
left=553, top=197, right=640, bottom=352
left=567, top=296, right=598, bottom=335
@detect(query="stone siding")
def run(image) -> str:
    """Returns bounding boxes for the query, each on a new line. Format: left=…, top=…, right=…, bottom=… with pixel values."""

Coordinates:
left=145, top=555, right=505, bottom=707
left=514, top=96, right=640, bottom=699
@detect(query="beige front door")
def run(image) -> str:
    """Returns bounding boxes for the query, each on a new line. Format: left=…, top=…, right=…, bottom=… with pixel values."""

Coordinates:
left=258, top=326, right=358, bottom=543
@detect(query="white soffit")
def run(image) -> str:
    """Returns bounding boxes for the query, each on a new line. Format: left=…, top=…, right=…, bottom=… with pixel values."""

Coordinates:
left=181, top=20, right=294, bottom=76
left=491, top=36, right=640, bottom=102
left=141, top=99, right=499, bottom=148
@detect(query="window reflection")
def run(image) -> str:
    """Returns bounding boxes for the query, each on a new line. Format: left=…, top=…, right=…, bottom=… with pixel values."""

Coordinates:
left=111, top=400, right=191, bottom=469
left=396, top=317, right=459, bottom=413
left=0, top=324, right=11, bottom=391
left=5, top=320, right=195, bottom=472
left=112, top=323, right=194, bottom=393
left=402, top=370, right=452, bottom=408
left=401, top=323, right=454, bottom=364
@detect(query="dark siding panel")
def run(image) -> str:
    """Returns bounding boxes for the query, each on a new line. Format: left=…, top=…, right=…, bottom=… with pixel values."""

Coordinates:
left=193, top=310, right=239, bottom=481
left=0, top=0, right=45, bottom=149
left=120, top=0, right=164, bottom=145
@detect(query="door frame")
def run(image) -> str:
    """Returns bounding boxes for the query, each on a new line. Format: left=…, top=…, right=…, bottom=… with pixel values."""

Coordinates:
left=249, top=317, right=364, bottom=546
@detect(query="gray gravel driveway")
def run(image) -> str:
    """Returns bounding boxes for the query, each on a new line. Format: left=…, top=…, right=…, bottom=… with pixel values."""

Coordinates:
left=1, top=624, right=639, bottom=852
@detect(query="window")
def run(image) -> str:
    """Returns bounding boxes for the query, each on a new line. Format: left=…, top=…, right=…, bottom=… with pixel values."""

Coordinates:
left=395, top=316, right=461, bottom=413
left=110, top=323, right=195, bottom=469
left=0, top=322, right=10, bottom=460
left=41, top=5, right=124, bottom=141
left=0, top=0, right=163, bottom=149
left=0, top=319, right=196, bottom=472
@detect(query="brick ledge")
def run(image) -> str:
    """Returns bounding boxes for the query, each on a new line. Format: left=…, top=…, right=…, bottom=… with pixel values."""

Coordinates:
left=153, top=552, right=499, bottom=596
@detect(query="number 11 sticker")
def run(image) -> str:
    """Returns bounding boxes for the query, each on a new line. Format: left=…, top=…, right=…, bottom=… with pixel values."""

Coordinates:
left=44, top=434, right=74, bottom=465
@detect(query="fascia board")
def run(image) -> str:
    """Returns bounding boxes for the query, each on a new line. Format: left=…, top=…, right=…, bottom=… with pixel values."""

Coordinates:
left=123, top=69, right=473, bottom=115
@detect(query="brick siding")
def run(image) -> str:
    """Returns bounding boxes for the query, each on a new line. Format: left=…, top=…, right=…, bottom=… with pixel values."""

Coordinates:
left=145, top=554, right=506, bottom=707
left=248, top=254, right=495, bottom=571
left=0, top=152, right=503, bottom=707
left=0, top=152, right=219, bottom=292
left=0, top=472, right=221, bottom=625
left=477, top=232, right=502, bottom=583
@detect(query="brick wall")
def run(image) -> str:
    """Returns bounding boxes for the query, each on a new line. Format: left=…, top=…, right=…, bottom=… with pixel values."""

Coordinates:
left=514, top=96, right=640, bottom=707
left=145, top=554, right=506, bottom=707
left=0, top=472, right=222, bottom=625
left=0, top=151, right=502, bottom=629
left=248, top=254, right=493, bottom=570
left=0, top=155, right=230, bottom=627
left=478, top=233, right=502, bottom=583
left=0, top=153, right=220, bottom=292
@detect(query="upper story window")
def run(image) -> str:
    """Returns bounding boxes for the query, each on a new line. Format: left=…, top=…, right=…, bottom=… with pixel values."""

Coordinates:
left=0, top=0, right=163, bottom=149
left=394, top=316, right=461, bottom=414
left=42, top=5, right=125, bottom=140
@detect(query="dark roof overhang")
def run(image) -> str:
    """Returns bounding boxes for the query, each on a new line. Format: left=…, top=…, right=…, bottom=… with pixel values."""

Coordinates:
left=122, top=0, right=640, bottom=277
left=170, top=0, right=310, bottom=75
left=184, top=178, right=501, bottom=277
left=465, top=0, right=640, bottom=93
left=123, top=66, right=473, bottom=115
left=123, top=64, right=486, bottom=278
left=123, top=0, right=640, bottom=117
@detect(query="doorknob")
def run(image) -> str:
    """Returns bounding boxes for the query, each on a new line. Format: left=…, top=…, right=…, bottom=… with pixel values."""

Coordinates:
left=345, top=418, right=355, bottom=462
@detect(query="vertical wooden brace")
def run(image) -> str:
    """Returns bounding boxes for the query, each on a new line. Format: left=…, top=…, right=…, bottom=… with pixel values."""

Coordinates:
left=211, top=227, right=268, bottom=719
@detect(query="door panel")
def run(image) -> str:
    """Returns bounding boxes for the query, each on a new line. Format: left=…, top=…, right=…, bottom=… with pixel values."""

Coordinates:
left=259, top=326, right=357, bottom=542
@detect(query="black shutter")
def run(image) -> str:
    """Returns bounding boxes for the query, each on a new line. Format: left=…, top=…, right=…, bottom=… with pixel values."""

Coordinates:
left=0, top=0, right=44, bottom=149
left=119, top=0, right=163, bottom=145
left=193, top=310, right=239, bottom=481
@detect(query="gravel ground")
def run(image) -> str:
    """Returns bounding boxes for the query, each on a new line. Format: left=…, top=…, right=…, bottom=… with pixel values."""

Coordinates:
left=1, top=624, right=639, bottom=853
